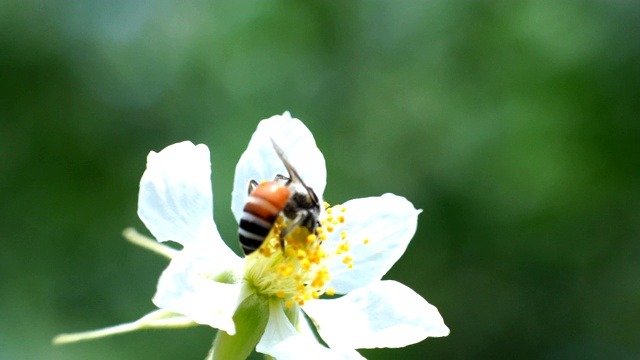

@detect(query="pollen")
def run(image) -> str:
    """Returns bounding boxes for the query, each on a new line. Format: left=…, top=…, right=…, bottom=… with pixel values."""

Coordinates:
left=244, top=203, right=355, bottom=308
left=301, top=258, right=311, bottom=270
left=282, top=264, right=293, bottom=277
left=363, top=238, right=370, bottom=245
left=336, top=243, right=350, bottom=255
left=342, top=255, right=353, bottom=265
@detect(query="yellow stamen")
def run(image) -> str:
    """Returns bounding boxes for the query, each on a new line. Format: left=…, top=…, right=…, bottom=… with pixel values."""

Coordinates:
left=301, top=258, right=311, bottom=270
left=243, top=202, right=358, bottom=308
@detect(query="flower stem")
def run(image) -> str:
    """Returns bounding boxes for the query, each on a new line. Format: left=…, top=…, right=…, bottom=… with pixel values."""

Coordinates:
left=122, top=227, right=177, bottom=259
left=53, top=309, right=196, bottom=344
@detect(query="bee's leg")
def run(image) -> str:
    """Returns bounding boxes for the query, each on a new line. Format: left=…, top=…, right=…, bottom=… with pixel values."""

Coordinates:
left=280, top=211, right=317, bottom=251
left=280, top=211, right=311, bottom=239
left=315, top=220, right=322, bottom=242
left=247, top=179, right=259, bottom=195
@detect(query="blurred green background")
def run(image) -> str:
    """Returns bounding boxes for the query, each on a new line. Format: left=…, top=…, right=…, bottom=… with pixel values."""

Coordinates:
left=1, top=1, right=639, bottom=359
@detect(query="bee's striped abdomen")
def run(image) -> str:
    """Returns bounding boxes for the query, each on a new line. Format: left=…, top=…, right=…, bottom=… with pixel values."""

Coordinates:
left=238, top=182, right=290, bottom=255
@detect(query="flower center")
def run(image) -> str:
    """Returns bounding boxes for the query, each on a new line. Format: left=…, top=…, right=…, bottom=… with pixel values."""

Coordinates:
left=243, top=203, right=352, bottom=307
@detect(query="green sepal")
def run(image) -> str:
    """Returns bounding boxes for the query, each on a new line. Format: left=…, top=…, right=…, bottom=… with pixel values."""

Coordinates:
left=212, top=268, right=243, bottom=284
left=211, top=293, right=269, bottom=360
left=283, top=303, right=300, bottom=331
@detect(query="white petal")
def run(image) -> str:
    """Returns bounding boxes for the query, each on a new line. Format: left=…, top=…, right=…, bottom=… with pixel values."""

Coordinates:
left=138, top=141, right=221, bottom=248
left=302, top=280, right=449, bottom=350
left=325, top=194, right=420, bottom=294
left=152, top=243, right=246, bottom=335
left=297, top=311, right=366, bottom=360
left=231, top=112, right=327, bottom=222
left=256, top=299, right=361, bottom=360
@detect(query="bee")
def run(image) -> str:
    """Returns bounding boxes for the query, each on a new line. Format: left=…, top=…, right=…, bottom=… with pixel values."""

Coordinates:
left=238, top=139, right=322, bottom=256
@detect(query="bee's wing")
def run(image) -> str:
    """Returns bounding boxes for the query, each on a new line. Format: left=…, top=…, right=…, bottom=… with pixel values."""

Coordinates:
left=270, top=138, right=304, bottom=185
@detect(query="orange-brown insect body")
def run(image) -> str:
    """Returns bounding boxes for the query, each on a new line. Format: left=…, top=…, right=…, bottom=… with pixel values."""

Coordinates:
left=238, top=182, right=291, bottom=255
left=237, top=139, right=321, bottom=256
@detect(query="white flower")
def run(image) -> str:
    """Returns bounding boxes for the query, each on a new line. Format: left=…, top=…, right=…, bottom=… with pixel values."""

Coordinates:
left=54, top=112, right=449, bottom=359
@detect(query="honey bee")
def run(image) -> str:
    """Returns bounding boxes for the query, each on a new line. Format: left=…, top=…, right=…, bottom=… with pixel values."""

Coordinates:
left=238, top=139, right=322, bottom=255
